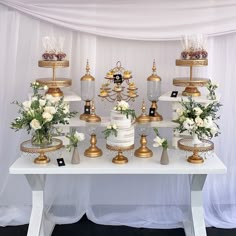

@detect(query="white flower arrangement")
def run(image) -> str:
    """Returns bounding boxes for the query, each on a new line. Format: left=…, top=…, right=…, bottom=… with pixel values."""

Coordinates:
left=66, top=128, right=85, bottom=151
left=113, top=100, right=136, bottom=119
left=11, top=82, right=77, bottom=145
left=153, top=128, right=168, bottom=149
left=173, top=97, right=221, bottom=139
left=102, top=123, right=118, bottom=139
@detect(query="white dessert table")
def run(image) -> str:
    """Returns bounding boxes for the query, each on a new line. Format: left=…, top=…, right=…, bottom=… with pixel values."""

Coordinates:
left=9, top=148, right=226, bottom=236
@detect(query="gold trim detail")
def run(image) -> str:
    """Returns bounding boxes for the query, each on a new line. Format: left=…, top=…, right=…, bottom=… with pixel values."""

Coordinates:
left=36, top=78, right=72, bottom=88
left=176, top=59, right=208, bottom=67
left=173, top=78, right=209, bottom=87
left=38, top=60, right=69, bottom=68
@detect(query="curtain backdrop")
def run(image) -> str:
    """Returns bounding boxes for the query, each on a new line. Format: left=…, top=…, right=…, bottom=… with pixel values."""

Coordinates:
left=0, top=2, right=236, bottom=229
left=1, top=0, right=236, bottom=40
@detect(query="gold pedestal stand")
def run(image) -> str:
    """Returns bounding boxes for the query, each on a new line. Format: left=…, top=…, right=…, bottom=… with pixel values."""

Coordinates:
left=149, top=101, right=163, bottom=121
left=178, top=138, right=214, bottom=164
left=37, top=60, right=71, bottom=97
left=134, top=135, right=153, bottom=158
left=20, top=138, right=63, bottom=164
left=84, top=134, right=103, bottom=158
left=107, top=144, right=134, bottom=164
left=173, top=59, right=209, bottom=97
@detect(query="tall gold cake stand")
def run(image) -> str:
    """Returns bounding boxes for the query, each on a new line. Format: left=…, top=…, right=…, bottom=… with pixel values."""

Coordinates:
left=178, top=138, right=214, bottom=164
left=20, top=138, right=63, bottom=164
left=173, top=59, right=209, bottom=96
left=106, top=144, right=134, bottom=164
left=37, top=60, right=72, bottom=97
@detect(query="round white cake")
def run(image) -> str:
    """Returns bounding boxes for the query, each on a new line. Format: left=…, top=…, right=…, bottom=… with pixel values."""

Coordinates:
left=107, top=110, right=134, bottom=148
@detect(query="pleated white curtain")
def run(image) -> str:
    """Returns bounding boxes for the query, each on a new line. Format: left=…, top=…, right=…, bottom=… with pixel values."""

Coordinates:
left=0, top=1, right=236, bottom=229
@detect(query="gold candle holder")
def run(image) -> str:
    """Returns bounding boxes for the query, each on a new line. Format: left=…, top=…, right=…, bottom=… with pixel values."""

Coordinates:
left=84, top=134, right=103, bottom=158
left=134, top=135, right=153, bottom=158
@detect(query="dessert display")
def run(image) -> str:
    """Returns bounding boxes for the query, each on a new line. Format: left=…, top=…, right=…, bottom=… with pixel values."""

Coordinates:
left=173, top=35, right=210, bottom=96
left=37, top=37, right=71, bottom=96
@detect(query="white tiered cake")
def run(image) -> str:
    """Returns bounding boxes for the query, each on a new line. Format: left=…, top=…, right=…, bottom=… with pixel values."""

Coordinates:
left=107, top=110, right=134, bottom=148
left=106, top=101, right=135, bottom=149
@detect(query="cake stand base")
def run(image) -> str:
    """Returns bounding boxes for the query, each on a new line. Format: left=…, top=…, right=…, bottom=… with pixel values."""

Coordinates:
left=34, top=153, right=50, bottom=164
left=112, top=151, right=128, bottom=164
left=182, top=86, right=201, bottom=97
left=187, top=155, right=204, bottom=164
left=46, top=88, right=63, bottom=97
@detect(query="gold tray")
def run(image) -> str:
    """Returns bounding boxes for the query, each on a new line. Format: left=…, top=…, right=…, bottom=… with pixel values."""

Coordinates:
left=176, top=59, right=208, bottom=67
left=38, top=60, right=69, bottom=68
left=36, top=78, right=72, bottom=88
left=173, top=78, right=209, bottom=87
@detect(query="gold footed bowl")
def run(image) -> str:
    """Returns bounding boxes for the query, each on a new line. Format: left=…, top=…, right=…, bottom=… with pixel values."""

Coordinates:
left=20, top=138, right=63, bottom=164
left=106, top=144, right=134, bottom=164
left=177, top=138, right=214, bottom=164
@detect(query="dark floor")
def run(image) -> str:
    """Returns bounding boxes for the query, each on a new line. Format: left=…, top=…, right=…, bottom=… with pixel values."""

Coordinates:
left=0, top=215, right=235, bottom=236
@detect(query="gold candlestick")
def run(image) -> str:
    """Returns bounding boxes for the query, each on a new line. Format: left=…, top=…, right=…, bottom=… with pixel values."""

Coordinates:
left=84, top=134, right=103, bottom=158
left=134, top=135, right=153, bottom=158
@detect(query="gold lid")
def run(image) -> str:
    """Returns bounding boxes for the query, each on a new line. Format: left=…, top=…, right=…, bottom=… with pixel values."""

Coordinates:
left=147, top=60, right=161, bottom=81
left=81, top=60, right=95, bottom=81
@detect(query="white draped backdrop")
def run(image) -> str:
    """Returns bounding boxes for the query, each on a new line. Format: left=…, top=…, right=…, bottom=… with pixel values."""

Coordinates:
left=0, top=0, right=236, bottom=229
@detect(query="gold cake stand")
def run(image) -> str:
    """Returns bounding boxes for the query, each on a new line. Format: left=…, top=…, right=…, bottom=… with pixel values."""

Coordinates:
left=178, top=138, right=214, bottom=164
left=106, top=144, right=134, bottom=164
left=173, top=59, right=209, bottom=96
left=20, top=138, right=63, bottom=164
left=37, top=60, right=71, bottom=97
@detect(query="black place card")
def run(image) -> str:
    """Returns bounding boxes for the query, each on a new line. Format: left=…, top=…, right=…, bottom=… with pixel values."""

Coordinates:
left=149, top=107, right=156, bottom=116
left=170, top=91, right=178, bottom=97
left=113, top=74, right=123, bottom=84
left=57, top=158, right=65, bottom=167
left=84, top=105, right=91, bottom=114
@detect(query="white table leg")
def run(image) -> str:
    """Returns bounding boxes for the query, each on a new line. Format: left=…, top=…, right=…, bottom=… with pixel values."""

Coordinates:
left=184, top=174, right=207, bottom=236
left=25, top=174, right=55, bottom=236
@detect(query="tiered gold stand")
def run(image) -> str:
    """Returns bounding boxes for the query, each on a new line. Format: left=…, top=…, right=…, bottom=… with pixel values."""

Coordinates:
left=178, top=138, right=214, bottom=164
left=20, top=138, right=63, bottom=164
left=173, top=59, right=209, bottom=96
left=37, top=60, right=72, bottom=96
left=107, top=144, right=134, bottom=164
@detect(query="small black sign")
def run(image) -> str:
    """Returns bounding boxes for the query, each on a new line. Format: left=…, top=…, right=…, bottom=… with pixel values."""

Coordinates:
left=149, top=108, right=156, bottom=116
left=171, top=91, right=178, bottom=97
left=113, top=74, right=123, bottom=84
left=57, top=158, right=65, bottom=167
left=84, top=105, right=90, bottom=114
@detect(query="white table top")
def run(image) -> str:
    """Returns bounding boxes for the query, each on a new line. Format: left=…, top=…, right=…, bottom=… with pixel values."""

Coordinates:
left=9, top=147, right=226, bottom=175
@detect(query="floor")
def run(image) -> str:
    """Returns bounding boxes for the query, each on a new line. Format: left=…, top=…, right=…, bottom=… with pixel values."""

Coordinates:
left=0, top=215, right=235, bottom=236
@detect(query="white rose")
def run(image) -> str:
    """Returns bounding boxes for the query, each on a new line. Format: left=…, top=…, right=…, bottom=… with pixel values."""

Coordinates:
left=112, top=124, right=117, bottom=130
left=193, top=107, right=203, bottom=116
left=22, top=100, right=31, bottom=111
left=183, top=118, right=195, bottom=130
left=30, top=119, right=41, bottom=130
left=39, top=99, right=46, bottom=107
left=195, top=116, right=204, bottom=127
left=75, top=132, right=85, bottom=141
left=44, top=85, right=48, bottom=90
left=107, top=125, right=112, bottom=129
left=42, top=112, right=53, bottom=122
left=44, top=106, right=56, bottom=114
left=117, top=101, right=129, bottom=110
left=204, top=116, right=213, bottom=128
